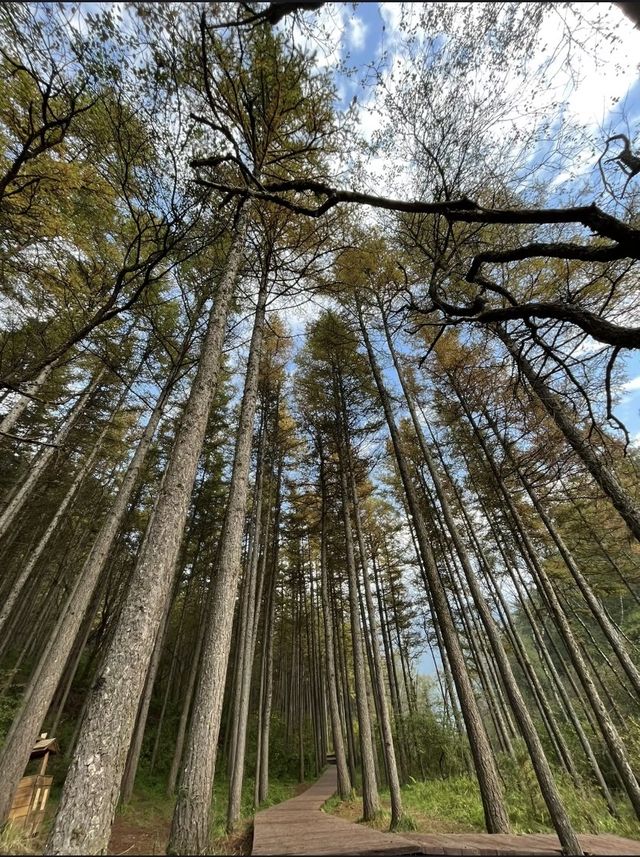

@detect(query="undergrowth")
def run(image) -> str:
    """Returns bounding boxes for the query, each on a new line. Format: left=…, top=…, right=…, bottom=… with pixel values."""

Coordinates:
left=325, top=770, right=640, bottom=841
left=0, top=823, right=34, bottom=856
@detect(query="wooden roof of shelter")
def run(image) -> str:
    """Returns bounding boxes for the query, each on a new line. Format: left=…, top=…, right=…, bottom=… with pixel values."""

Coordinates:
left=30, top=737, right=59, bottom=758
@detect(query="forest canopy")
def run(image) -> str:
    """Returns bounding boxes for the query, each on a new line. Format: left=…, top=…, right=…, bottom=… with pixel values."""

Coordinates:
left=1, top=3, right=640, bottom=856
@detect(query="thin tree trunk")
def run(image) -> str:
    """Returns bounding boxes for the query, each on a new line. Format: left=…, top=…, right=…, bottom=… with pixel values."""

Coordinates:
left=227, top=416, right=265, bottom=776
left=0, top=364, right=54, bottom=436
left=150, top=572, right=196, bottom=775
left=484, top=412, right=640, bottom=698
left=0, top=349, right=182, bottom=826
left=333, top=574, right=358, bottom=783
left=478, top=489, right=620, bottom=815
left=167, top=616, right=206, bottom=797
left=257, top=449, right=283, bottom=805
left=168, top=260, right=268, bottom=855
left=0, top=370, right=104, bottom=542
left=227, top=410, right=269, bottom=831
left=0, top=391, right=123, bottom=640
left=567, top=496, right=640, bottom=607
left=370, top=548, right=410, bottom=782
left=496, top=326, right=640, bottom=544
left=345, top=437, right=403, bottom=827
left=44, top=215, right=247, bottom=855
left=335, top=375, right=380, bottom=821
left=357, top=298, right=509, bottom=834
left=455, top=387, right=640, bottom=820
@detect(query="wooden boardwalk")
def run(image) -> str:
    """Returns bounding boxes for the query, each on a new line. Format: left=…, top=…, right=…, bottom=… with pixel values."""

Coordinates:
left=251, top=764, right=640, bottom=856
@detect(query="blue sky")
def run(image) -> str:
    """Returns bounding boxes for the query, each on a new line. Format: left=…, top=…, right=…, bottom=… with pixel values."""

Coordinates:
left=286, top=2, right=640, bottom=678
left=286, top=2, right=640, bottom=447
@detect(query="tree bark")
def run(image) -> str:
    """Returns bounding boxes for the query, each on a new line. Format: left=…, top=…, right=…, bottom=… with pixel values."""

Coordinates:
left=0, top=367, right=176, bottom=825
left=357, top=298, right=509, bottom=834
left=345, top=436, right=404, bottom=827
left=120, top=585, right=176, bottom=804
left=0, top=386, right=126, bottom=640
left=496, top=325, right=640, bottom=545
left=168, top=261, right=268, bottom=855
left=256, top=448, right=283, bottom=804
left=455, top=387, right=640, bottom=820
left=0, top=364, right=53, bottom=437
left=476, top=484, right=620, bottom=815
left=167, top=617, right=206, bottom=797
left=0, top=370, right=104, bottom=542
left=383, top=322, right=581, bottom=851
left=43, top=215, right=247, bottom=854
left=335, top=373, right=380, bottom=821
left=227, top=408, right=269, bottom=831
left=488, top=414, right=640, bottom=698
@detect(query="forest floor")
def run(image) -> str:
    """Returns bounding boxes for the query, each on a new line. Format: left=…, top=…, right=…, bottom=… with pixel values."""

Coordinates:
left=324, top=774, right=640, bottom=842
left=106, top=778, right=311, bottom=856
left=0, top=777, right=311, bottom=855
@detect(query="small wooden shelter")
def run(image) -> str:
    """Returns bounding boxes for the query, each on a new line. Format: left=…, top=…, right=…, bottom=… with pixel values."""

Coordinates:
left=7, top=733, right=59, bottom=836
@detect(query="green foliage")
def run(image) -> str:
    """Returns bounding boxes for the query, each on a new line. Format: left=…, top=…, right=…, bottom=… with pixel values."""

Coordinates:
left=0, top=822, right=34, bottom=855
left=400, top=777, right=486, bottom=832
left=401, top=708, right=470, bottom=780
left=0, top=680, right=21, bottom=748
left=328, top=762, right=640, bottom=840
left=392, top=812, right=418, bottom=832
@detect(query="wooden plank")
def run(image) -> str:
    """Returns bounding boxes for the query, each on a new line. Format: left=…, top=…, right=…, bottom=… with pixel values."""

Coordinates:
left=8, top=804, right=32, bottom=820
left=252, top=767, right=640, bottom=857
left=25, top=810, right=46, bottom=836
left=9, top=796, right=34, bottom=812
left=12, top=785, right=36, bottom=801
left=11, top=784, right=37, bottom=803
left=579, top=834, right=640, bottom=856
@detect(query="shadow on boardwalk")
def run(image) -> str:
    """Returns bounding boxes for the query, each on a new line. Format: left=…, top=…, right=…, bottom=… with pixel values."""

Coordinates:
left=251, top=764, right=640, bottom=856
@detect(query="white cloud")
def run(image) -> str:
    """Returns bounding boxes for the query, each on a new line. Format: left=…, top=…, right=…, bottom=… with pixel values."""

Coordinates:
left=379, top=2, right=403, bottom=37
left=622, top=375, right=640, bottom=392
left=290, top=4, right=347, bottom=70
left=348, top=15, right=367, bottom=52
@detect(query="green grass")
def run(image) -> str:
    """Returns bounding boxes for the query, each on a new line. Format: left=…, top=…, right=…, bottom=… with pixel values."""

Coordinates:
left=210, top=774, right=311, bottom=844
left=325, top=772, right=640, bottom=840
left=116, top=769, right=311, bottom=852
left=1, top=768, right=311, bottom=856
left=0, top=822, right=35, bottom=855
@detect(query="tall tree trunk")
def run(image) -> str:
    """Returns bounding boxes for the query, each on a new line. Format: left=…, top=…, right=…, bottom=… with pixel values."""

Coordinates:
left=0, top=361, right=178, bottom=824
left=0, top=336, right=185, bottom=822
left=167, top=616, right=206, bottom=797
left=370, top=548, right=410, bottom=782
left=168, top=262, right=268, bottom=855
left=357, top=298, right=509, bottom=834
left=0, top=370, right=104, bottom=542
left=345, top=435, right=404, bottom=827
left=487, top=413, right=640, bottom=698
left=0, top=386, right=126, bottom=640
left=150, top=589, right=190, bottom=773
left=43, top=215, right=247, bottom=855
left=455, top=386, right=640, bottom=820
left=120, top=582, right=177, bottom=804
left=567, top=495, right=640, bottom=607
left=257, top=449, right=283, bottom=805
left=475, top=483, right=620, bottom=815
left=426, top=422, right=582, bottom=777
left=335, top=374, right=380, bottom=821
left=496, top=326, right=640, bottom=544
left=227, top=410, right=270, bottom=831
left=227, top=414, right=265, bottom=776
left=333, top=575, right=358, bottom=783
left=0, top=364, right=54, bottom=436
